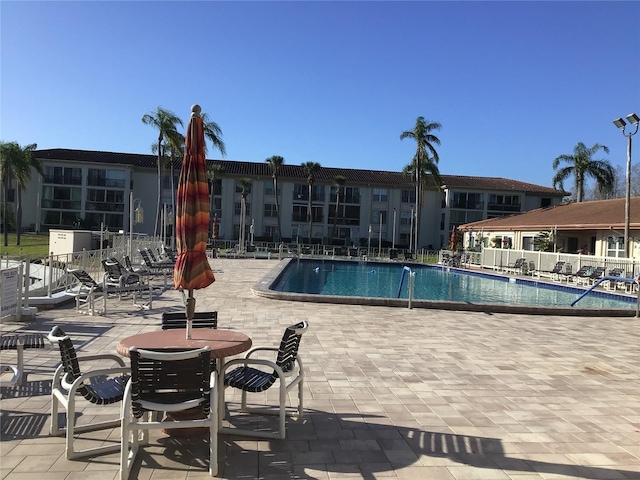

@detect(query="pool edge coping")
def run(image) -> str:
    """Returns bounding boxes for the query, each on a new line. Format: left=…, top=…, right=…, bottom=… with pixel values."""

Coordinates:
left=251, top=258, right=638, bottom=317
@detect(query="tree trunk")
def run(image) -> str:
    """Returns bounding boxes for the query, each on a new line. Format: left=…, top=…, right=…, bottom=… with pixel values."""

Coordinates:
left=330, top=191, right=340, bottom=244
left=209, top=176, right=215, bottom=239
left=16, top=187, right=22, bottom=245
left=154, top=136, right=162, bottom=238
left=307, top=182, right=313, bottom=244
left=2, top=176, right=8, bottom=247
left=274, top=176, right=282, bottom=242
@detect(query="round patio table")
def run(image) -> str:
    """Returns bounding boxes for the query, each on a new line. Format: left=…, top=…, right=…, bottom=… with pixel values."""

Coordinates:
left=117, top=328, right=252, bottom=436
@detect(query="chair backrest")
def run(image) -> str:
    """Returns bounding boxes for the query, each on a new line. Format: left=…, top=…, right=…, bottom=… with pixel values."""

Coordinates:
left=102, top=259, right=124, bottom=279
left=564, top=263, right=572, bottom=275
left=161, top=311, right=218, bottom=330
left=129, top=347, right=211, bottom=419
left=276, top=321, right=308, bottom=374
left=147, top=249, right=159, bottom=262
left=68, top=268, right=102, bottom=292
left=552, top=261, right=565, bottom=273
left=590, top=267, right=605, bottom=278
left=47, top=326, right=119, bottom=404
left=139, top=249, right=153, bottom=267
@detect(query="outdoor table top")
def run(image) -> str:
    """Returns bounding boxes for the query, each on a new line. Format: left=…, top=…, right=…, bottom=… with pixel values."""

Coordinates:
left=116, top=328, right=252, bottom=359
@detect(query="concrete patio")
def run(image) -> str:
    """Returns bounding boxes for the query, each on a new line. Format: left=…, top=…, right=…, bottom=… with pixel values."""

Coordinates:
left=1, top=258, right=639, bottom=480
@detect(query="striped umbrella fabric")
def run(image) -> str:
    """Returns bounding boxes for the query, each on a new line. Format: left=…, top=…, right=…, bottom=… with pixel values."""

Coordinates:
left=174, top=104, right=215, bottom=292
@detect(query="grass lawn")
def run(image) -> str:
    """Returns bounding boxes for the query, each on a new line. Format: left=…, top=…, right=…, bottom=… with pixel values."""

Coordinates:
left=0, top=234, right=50, bottom=257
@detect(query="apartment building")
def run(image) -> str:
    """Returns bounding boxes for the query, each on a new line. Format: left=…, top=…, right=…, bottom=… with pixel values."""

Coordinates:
left=17, top=149, right=566, bottom=249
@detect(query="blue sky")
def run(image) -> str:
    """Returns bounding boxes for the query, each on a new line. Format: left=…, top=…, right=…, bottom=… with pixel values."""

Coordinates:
left=1, top=1, right=639, bottom=190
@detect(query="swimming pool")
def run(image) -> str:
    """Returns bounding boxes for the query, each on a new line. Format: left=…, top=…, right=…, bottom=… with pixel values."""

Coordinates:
left=254, top=259, right=636, bottom=316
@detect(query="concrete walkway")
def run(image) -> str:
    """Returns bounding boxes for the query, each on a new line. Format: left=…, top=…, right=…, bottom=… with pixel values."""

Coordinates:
left=1, top=258, right=638, bottom=480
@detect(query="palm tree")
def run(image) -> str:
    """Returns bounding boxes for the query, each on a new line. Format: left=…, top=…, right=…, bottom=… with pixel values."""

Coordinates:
left=400, top=116, right=442, bottom=252
left=142, top=107, right=184, bottom=237
left=237, top=178, right=252, bottom=253
left=329, top=175, right=346, bottom=244
left=201, top=112, right=227, bottom=157
left=0, top=142, right=42, bottom=246
left=152, top=134, right=184, bottom=245
left=301, top=162, right=321, bottom=244
left=266, top=155, right=284, bottom=241
left=207, top=163, right=224, bottom=238
left=552, top=142, right=614, bottom=202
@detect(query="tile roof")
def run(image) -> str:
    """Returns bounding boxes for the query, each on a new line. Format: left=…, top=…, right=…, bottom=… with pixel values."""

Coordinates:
left=458, top=197, right=639, bottom=231
left=34, top=148, right=565, bottom=195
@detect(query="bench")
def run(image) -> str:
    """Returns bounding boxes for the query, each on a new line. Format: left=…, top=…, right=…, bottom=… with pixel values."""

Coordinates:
left=0, top=332, right=46, bottom=387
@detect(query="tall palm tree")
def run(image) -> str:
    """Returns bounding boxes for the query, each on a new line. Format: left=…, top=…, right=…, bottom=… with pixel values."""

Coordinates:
left=266, top=155, right=284, bottom=241
left=329, top=175, right=346, bottom=244
left=237, top=178, right=252, bottom=253
left=207, top=163, right=224, bottom=238
left=0, top=142, right=42, bottom=246
left=552, top=142, right=613, bottom=202
left=201, top=112, right=227, bottom=157
left=152, top=134, right=184, bottom=245
left=301, top=162, right=321, bottom=244
left=400, top=116, right=442, bottom=252
left=142, top=107, right=183, bottom=237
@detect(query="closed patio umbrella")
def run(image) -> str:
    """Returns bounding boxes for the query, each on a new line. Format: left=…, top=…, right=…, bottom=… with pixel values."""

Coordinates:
left=212, top=212, right=219, bottom=240
left=174, top=104, right=215, bottom=339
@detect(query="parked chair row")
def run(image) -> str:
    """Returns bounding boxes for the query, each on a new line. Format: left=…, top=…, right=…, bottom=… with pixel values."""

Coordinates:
left=46, top=319, right=308, bottom=479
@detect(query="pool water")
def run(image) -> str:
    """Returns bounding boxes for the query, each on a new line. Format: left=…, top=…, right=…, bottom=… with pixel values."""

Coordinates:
left=272, top=260, right=634, bottom=310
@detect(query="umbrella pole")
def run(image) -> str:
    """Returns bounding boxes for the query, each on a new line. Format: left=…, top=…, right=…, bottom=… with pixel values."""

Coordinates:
left=185, top=290, right=195, bottom=339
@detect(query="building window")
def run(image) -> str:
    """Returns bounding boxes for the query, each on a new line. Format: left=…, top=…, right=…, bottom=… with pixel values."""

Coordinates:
left=264, top=203, right=278, bottom=217
left=400, top=210, right=413, bottom=226
left=292, top=205, right=306, bottom=223
left=41, top=186, right=82, bottom=210
left=372, top=188, right=388, bottom=202
left=234, top=202, right=251, bottom=216
left=264, top=182, right=281, bottom=196
left=401, top=190, right=415, bottom=204
left=85, top=189, right=125, bottom=212
left=452, top=192, right=484, bottom=210
left=88, top=168, right=126, bottom=188
left=343, top=187, right=360, bottom=204
left=541, top=198, right=551, bottom=208
left=371, top=210, right=387, bottom=224
left=293, top=184, right=307, bottom=201
left=43, top=166, right=82, bottom=185
left=263, top=225, right=277, bottom=239
left=607, top=236, right=625, bottom=258
left=488, top=194, right=521, bottom=213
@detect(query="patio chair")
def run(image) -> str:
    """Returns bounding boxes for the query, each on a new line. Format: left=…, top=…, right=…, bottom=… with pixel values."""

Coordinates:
left=123, top=255, right=150, bottom=277
left=571, top=266, right=593, bottom=286
left=404, top=251, right=414, bottom=261
left=539, top=261, right=565, bottom=280
left=161, top=311, right=218, bottom=330
left=505, top=258, right=526, bottom=274
left=605, top=268, right=624, bottom=291
left=102, top=258, right=143, bottom=289
left=220, top=321, right=308, bottom=440
left=139, top=248, right=174, bottom=271
left=47, top=326, right=130, bottom=459
left=588, top=266, right=606, bottom=285
left=559, top=263, right=573, bottom=283
left=120, top=346, right=217, bottom=479
left=66, top=268, right=105, bottom=315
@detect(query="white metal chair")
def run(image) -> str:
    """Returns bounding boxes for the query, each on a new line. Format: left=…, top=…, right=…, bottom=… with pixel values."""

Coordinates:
left=48, top=326, right=130, bottom=459
left=120, top=346, right=217, bottom=479
left=220, top=321, right=308, bottom=439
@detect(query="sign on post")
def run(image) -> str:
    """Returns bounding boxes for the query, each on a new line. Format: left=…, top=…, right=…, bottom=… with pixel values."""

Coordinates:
left=1, top=267, right=19, bottom=319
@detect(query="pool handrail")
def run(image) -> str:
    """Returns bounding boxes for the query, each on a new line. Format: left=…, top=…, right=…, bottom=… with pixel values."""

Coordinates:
left=571, top=275, right=639, bottom=317
left=397, top=266, right=411, bottom=298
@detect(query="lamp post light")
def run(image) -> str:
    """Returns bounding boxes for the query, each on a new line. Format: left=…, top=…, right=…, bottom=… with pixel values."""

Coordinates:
left=129, top=192, right=144, bottom=258
left=613, top=113, right=639, bottom=258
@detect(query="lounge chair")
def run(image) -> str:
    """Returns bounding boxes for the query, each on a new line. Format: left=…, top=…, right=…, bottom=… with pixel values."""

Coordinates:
left=605, top=268, right=624, bottom=291
left=559, top=263, right=573, bottom=283
left=505, top=258, right=526, bottom=274
left=66, top=268, right=153, bottom=315
left=539, top=261, right=565, bottom=280
left=571, top=266, right=593, bottom=286
left=587, top=266, right=606, bottom=285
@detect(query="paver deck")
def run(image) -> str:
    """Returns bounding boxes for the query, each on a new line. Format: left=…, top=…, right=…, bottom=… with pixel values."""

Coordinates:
left=1, top=258, right=638, bottom=480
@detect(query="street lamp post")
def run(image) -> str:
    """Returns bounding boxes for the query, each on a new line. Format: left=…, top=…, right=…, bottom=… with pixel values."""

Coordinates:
left=129, top=192, right=144, bottom=258
left=392, top=208, right=396, bottom=250
left=613, top=113, right=639, bottom=258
